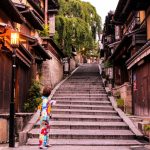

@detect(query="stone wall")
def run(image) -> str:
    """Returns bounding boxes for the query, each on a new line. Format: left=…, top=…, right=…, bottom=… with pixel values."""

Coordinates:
left=0, top=113, right=33, bottom=143
left=113, top=82, right=132, bottom=114
left=0, top=118, right=8, bottom=143
left=42, top=51, right=64, bottom=89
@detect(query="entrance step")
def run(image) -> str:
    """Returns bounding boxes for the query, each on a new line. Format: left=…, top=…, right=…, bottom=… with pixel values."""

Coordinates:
left=34, top=121, right=129, bottom=130
left=51, top=109, right=118, bottom=115
left=51, top=114, right=123, bottom=122
left=28, top=129, right=135, bottom=139
left=53, top=104, right=114, bottom=110
left=55, top=100, right=111, bottom=105
left=52, top=114, right=122, bottom=122
left=27, top=139, right=144, bottom=146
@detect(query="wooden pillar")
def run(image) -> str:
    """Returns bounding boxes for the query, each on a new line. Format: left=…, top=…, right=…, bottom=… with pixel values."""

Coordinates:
left=45, top=0, right=48, bottom=25
left=147, top=7, right=150, bottom=40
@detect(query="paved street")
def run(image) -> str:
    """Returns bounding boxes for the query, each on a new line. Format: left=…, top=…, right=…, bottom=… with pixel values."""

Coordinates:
left=0, top=145, right=133, bottom=150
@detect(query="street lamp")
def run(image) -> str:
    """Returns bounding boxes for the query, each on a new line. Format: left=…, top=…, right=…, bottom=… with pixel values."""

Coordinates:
left=9, top=31, right=19, bottom=147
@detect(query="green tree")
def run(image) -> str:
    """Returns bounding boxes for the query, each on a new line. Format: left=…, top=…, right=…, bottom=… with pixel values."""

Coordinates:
left=54, top=0, right=102, bottom=56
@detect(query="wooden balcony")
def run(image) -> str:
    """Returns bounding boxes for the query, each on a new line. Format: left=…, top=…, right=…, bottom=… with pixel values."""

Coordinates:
left=0, top=0, right=24, bottom=23
left=27, top=0, right=44, bottom=17
left=125, top=16, right=140, bottom=34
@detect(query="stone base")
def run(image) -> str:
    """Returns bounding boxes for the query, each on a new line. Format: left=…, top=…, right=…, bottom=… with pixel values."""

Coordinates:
left=113, top=82, right=132, bottom=114
left=0, top=119, right=8, bottom=143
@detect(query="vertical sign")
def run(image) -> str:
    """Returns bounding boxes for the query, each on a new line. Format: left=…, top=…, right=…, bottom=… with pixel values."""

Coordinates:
left=49, top=14, right=55, bottom=36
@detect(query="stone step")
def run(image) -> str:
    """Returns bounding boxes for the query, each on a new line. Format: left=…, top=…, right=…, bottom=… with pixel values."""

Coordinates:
left=27, top=138, right=143, bottom=146
left=51, top=109, right=118, bottom=115
left=59, top=86, right=104, bottom=88
left=26, top=64, right=144, bottom=148
left=53, top=96, right=108, bottom=98
left=35, top=121, right=129, bottom=130
left=59, top=86, right=104, bottom=91
left=52, top=97, right=108, bottom=101
left=53, top=104, right=114, bottom=110
left=56, top=88, right=106, bottom=93
left=55, top=100, right=111, bottom=105
left=65, top=81, right=103, bottom=84
left=55, top=91, right=106, bottom=94
left=28, top=129, right=135, bottom=139
left=54, top=94, right=107, bottom=96
left=51, top=114, right=123, bottom=122
left=60, top=82, right=104, bottom=88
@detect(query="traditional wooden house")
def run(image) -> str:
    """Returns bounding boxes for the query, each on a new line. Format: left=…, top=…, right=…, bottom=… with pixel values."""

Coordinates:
left=102, top=0, right=150, bottom=115
left=0, top=0, right=51, bottom=113
left=102, top=11, right=115, bottom=61
left=125, top=3, right=150, bottom=116
left=113, top=0, right=150, bottom=116
left=101, top=11, right=117, bottom=86
left=0, top=0, right=24, bottom=113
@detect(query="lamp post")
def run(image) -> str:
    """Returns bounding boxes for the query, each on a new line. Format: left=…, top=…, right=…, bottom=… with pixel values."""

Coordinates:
left=9, top=31, right=19, bottom=147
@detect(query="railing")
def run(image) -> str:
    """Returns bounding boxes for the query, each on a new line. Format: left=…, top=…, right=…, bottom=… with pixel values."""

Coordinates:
left=126, top=15, right=140, bottom=34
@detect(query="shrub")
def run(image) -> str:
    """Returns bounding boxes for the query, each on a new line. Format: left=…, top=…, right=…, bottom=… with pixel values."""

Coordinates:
left=39, top=24, right=49, bottom=37
left=144, top=124, right=150, bottom=131
left=24, top=80, right=42, bottom=112
left=104, top=60, right=113, bottom=68
left=116, top=98, right=124, bottom=107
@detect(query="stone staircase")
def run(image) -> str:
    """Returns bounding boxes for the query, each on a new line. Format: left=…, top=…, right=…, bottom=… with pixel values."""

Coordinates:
left=27, top=64, right=144, bottom=146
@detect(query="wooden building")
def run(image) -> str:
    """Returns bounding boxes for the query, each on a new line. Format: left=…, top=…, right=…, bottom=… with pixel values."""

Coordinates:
left=102, top=0, right=150, bottom=116
left=0, top=0, right=51, bottom=113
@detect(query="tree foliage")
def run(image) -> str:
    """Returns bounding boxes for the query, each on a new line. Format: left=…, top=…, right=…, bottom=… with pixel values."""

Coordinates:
left=54, top=0, right=102, bottom=56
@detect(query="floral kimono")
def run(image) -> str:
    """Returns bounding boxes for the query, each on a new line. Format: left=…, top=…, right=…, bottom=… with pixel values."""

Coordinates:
left=38, top=96, right=51, bottom=148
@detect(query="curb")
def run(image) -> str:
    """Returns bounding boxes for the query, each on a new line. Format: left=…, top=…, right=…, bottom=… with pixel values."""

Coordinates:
left=19, top=66, right=79, bottom=146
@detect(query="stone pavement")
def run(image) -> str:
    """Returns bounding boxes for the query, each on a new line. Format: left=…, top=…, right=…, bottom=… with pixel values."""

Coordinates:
left=1, top=145, right=150, bottom=150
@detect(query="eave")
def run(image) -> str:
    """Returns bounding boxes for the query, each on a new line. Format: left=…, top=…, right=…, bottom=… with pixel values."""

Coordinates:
left=20, top=33, right=36, bottom=43
left=19, top=44, right=33, bottom=60
left=42, top=37, right=65, bottom=58
left=48, top=0, right=59, bottom=14
left=0, top=0, right=24, bottom=24
left=17, top=44, right=33, bottom=67
left=49, top=38, right=65, bottom=58
left=110, top=28, right=146, bottom=61
left=27, top=0, right=44, bottom=18
left=21, top=9, right=43, bottom=30
left=126, top=40, right=150, bottom=69
left=114, top=0, right=150, bottom=24
left=32, top=42, right=51, bottom=60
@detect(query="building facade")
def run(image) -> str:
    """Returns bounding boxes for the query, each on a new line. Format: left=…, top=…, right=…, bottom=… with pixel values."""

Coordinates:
left=0, top=0, right=63, bottom=113
left=101, top=0, right=150, bottom=116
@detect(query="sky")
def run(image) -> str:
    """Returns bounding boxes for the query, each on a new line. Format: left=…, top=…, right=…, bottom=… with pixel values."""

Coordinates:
left=82, top=0, right=119, bottom=25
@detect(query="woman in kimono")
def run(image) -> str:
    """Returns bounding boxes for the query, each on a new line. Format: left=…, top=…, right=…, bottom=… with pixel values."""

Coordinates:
left=38, top=86, right=56, bottom=149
